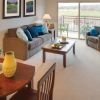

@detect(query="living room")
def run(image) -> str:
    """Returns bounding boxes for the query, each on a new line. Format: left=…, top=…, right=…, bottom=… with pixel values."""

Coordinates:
left=0, top=0, right=100, bottom=100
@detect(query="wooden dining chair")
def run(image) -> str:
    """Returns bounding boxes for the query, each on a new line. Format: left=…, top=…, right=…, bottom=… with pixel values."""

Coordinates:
left=10, top=63, right=56, bottom=100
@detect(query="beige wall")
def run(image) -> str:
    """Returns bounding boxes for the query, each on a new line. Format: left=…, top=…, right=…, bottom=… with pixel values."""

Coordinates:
left=0, top=0, right=46, bottom=48
left=45, top=0, right=58, bottom=35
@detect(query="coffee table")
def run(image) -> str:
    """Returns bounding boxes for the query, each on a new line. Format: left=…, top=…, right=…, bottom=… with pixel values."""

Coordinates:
left=42, top=40, right=75, bottom=68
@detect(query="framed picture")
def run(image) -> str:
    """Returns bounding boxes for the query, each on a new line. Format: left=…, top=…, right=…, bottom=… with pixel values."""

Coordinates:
left=3, top=0, right=21, bottom=19
left=24, top=0, right=36, bottom=17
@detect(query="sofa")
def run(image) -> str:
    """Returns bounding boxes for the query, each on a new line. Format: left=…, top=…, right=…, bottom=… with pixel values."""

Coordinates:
left=86, top=26, right=100, bottom=50
left=3, top=24, right=52, bottom=60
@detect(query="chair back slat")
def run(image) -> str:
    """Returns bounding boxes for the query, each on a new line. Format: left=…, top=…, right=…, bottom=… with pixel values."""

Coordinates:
left=38, top=63, right=56, bottom=100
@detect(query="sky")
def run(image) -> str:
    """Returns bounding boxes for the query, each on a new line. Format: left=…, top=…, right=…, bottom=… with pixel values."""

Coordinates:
left=8, top=0, right=17, bottom=3
left=59, top=3, right=100, bottom=7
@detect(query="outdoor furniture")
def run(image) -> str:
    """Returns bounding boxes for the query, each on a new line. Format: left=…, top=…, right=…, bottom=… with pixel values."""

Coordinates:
left=42, top=39, right=75, bottom=68
left=0, top=58, right=35, bottom=100
left=10, top=63, right=56, bottom=100
left=59, top=24, right=69, bottom=37
left=86, top=26, right=100, bottom=50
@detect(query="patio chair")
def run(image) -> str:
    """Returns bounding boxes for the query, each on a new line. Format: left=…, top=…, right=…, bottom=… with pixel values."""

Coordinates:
left=59, top=24, right=69, bottom=37
left=10, top=63, right=56, bottom=100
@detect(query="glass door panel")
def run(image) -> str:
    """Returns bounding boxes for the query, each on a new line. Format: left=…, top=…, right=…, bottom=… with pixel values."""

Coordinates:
left=58, top=3, right=79, bottom=38
left=80, top=3, right=100, bottom=39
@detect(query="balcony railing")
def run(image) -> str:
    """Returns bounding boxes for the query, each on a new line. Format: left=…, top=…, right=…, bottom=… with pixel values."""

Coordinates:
left=58, top=15, right=100, bottom=32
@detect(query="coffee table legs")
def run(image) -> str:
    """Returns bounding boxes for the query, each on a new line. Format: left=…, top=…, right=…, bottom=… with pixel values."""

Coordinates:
left=43, top=49, right=46, bottom=63
left=73, top=44, right=75, bottom=54
left=63, top=54, right=66, bottom=68
left=43, top=49, right=66, bottom=68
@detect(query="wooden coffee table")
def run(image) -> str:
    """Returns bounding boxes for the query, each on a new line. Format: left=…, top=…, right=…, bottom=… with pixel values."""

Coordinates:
left=42, top=40, right=75, bottom=68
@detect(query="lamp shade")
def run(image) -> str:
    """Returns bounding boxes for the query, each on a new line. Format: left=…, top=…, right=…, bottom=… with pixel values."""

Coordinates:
left=43, top=14, right=51, bottom=20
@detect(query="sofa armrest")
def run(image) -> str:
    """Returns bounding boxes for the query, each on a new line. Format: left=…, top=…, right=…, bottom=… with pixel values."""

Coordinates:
left=98, top=35, right=100, bottom=38
left=86, top=32, right=90, bottom=45
left=96, top=35, right=100, bottom=50
left=3, top=37, right=29, bottom=60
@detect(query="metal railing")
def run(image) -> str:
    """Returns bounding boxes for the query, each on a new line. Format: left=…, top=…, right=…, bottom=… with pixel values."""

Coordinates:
left=58, top=15, right=100, bottom=32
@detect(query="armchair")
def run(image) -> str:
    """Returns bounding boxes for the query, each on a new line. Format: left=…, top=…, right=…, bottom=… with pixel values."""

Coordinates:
left=86, top=27, right=100, bottom=50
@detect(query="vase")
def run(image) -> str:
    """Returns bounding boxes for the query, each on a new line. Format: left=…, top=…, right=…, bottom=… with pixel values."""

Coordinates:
left=61, top=36, right=66, bottom=42
left=2, top=51, right=17, bottom=78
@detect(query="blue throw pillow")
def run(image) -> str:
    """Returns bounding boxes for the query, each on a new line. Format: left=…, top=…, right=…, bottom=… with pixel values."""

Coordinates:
left=32, top=25, right=45, bottom=36
left=34, top=25, right=43, bottom=33
left=38, top=32, right=44, bottom=35
left=27, top=26, right=38, bottom=38
left=90, top=28, right=99, bottom=36
left=42, top=24, right=48, bottom=33
left=24, top=29, right=33, bottom=41
left=94, top=26, right=100, bottom=34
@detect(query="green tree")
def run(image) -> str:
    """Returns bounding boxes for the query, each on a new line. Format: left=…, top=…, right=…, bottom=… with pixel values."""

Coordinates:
left=80, top=23, right=91, bottom=37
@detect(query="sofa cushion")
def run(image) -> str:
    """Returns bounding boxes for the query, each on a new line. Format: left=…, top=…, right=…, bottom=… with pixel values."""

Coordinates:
left=94, top=26, right=100, bottom=34
left=20, top=25, right=28, bottom=30
left=32, top=25, right=44, bottom=36
left=38, top=33, right=52, bottom=42
left=27, top=26, right=39, bottom=38
left=87, top=36, right=98, bottom=43
left=42, top=24, right=48, bottom=33
left=32, top=25, right=46, bottom=35
left=16, top=28, right=28, bottom=42
left=28, top=38, right=43, bottom=50
left=24, top=29, right=33, bottom=41
left=90, top=28, right=99, bottom=36
left=28, top=24, right=48, bottom=36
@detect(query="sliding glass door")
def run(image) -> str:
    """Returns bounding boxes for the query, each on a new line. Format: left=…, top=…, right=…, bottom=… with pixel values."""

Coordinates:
left=58, top=3, right=79, bottom=38
left=58, top=2, right=100, bottom=39
left=80, top=3, right=100, bottom=39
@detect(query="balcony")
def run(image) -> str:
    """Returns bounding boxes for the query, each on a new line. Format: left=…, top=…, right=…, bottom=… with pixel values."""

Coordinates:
left=58, top=15, right=100, bottom=39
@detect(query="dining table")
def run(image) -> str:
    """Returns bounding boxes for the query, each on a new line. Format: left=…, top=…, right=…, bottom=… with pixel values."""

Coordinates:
left=0, top=58, right=35, bottom=100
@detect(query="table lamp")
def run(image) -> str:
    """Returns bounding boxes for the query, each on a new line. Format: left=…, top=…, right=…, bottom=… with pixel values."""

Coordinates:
left=43, top=14, right=51, bottom=26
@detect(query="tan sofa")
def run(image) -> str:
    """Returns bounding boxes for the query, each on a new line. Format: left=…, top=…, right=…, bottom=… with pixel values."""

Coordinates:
left=3, top=24, right=52, bottom=60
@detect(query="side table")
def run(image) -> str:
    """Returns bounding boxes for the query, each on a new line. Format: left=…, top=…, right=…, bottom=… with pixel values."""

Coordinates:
left=0, top=58, right=35, bottom=100
left=48, top=29, right=55, bottom=40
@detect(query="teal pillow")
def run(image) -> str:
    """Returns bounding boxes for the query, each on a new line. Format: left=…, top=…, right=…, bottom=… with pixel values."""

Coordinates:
left=27, top=26, right=39, bottom=38
left=32, top=25, right=45, bottom=35
left=90, top=28, right=99, bottom=36
left=94, top=26, right=100, bottom=34
left=24, top=29, right=33, bottom=41
left=42, top=24, right=48, bottom=33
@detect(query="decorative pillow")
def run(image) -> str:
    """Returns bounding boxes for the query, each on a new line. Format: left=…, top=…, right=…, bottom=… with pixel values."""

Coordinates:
left=90, top=28, right=99, bottom=36
left=94, top=26, right=100, bottom=34
left=28, top=25, right=43, bottom=36
left=24, top=29, right=33, bottom=41
left=38, top=32, right=44, bottom=35
left=42, top=24, right=48, bottom=33
left=16, top=28, right=28, bottom=42
left=27, top=26, right=39, bottom=38
left=33, top=25, right=43, bottom=33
